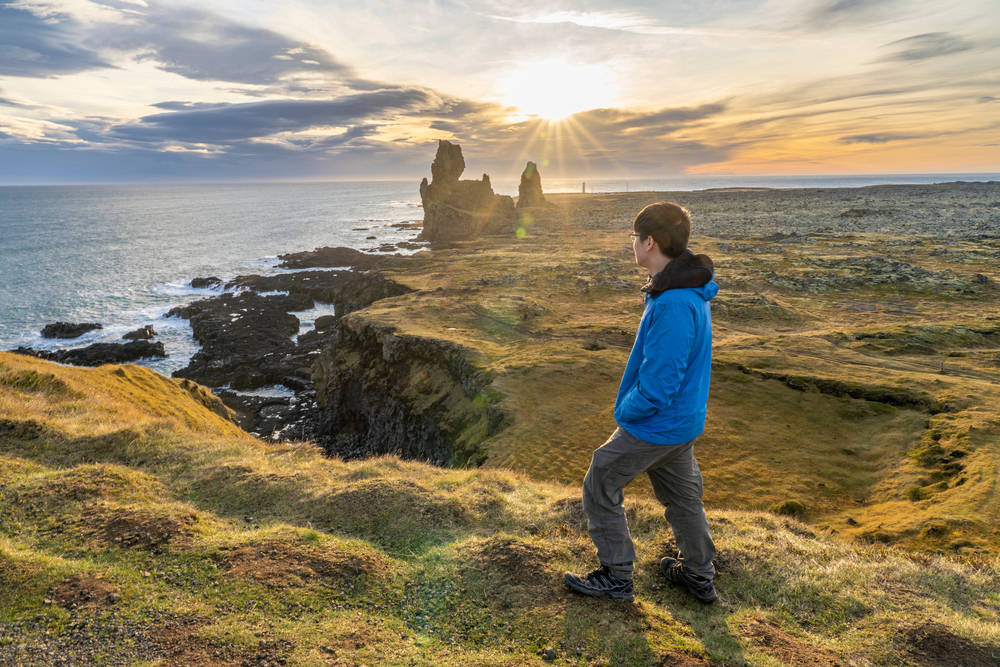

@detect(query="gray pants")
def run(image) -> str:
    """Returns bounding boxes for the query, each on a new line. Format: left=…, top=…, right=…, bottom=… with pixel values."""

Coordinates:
left=582, top=427, right=716, bottom=581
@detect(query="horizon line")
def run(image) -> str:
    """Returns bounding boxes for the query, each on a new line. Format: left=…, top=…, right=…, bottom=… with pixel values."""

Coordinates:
left=1, top=172, right=998, bottom=189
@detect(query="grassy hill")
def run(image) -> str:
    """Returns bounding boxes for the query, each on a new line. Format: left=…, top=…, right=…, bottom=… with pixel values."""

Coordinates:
left=4, top=184, right=1000, bottom=665
left=2, top=351, right=999, bottom=666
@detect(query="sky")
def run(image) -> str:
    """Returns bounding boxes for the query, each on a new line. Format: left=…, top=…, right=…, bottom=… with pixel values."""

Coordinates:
left=0, top=0, right=997, bottom=184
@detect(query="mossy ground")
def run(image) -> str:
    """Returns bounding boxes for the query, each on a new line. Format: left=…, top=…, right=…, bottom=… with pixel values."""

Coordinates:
left=2, top=336, right=1000, bottom=664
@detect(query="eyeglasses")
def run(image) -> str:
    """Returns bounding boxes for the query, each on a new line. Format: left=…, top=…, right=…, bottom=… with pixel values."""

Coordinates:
left=628, top=232, right=647, bottom=241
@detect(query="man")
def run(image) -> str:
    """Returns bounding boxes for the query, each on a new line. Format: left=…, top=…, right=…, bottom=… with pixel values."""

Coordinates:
left=564, top=201, right=719, bottom=604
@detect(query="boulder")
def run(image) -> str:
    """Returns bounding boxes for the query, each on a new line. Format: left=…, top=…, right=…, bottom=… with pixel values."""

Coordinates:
left=40, top=322, right=102, bottom=339
left=516, top=161, right=551, bottom=208
left=123, top=325, right=156, bottom=341
left=418, top=140, right=516, bottom=242
left=314, top=315, right=338, bottom=332
left=191, top=276, right=223, bottom=289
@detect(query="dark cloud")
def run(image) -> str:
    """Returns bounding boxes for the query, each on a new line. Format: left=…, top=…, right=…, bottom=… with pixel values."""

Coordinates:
left=429, top=120, right=462, bottom=132
left=839, top=132, right=925, bottom=144
left=99, top=4, right=364, bottom=88
left=979, top=96, right=998, bottom=103
left=0, top=5, right=113, bottom=77
left=113, top=89, right=436, bottom=144
left=303, top=124, right=379, bottom=149
left=574, top=103, right=726, bottom=134
left=877, top=32, right=973, bottom=62
left=803, top=0, right=899, bottom=29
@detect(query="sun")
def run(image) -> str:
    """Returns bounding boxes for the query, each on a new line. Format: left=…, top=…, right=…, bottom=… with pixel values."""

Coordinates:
left=499, top=60, right=614, bottom=120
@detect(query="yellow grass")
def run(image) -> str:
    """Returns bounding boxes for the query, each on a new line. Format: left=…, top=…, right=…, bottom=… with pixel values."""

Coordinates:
left=2, top=351, right=999, bottom=666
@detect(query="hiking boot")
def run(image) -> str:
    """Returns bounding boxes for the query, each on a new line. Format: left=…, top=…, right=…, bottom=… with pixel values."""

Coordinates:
left=659, top=557, right=717, bottom=604
left=564, top=565, right=634, bottom=602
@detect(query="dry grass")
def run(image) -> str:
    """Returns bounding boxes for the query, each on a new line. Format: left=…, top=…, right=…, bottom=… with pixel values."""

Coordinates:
left=2, top=352, right=1000, bottom=666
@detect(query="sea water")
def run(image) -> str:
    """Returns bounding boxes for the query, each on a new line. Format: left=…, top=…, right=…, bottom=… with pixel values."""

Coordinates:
left=2, top=175, right=997, bottom=378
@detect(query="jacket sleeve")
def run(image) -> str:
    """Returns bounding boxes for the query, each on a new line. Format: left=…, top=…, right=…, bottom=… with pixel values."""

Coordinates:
left=614, top=300, right=694, bottom=423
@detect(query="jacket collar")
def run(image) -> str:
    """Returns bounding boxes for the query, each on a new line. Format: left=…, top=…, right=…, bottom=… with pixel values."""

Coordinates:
left=641, top=248, right=715, bottom=295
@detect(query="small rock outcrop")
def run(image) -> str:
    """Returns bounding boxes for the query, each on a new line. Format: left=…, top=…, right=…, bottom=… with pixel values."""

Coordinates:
left=418, top=140, right=516, bottom=242
left=13, top=341, right=166, bottom=366
left=40, top=322, right=102, bottom=339
left=276, top=246, right=381, bottom=271
left=191, top=276, right=222, bottom=289
left=123, top=325, right=155, bottom=341
left=516, top=161, right=551, bottom=209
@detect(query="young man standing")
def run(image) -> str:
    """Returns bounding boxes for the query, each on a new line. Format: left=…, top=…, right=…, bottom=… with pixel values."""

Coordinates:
left=564, top=201, right=719, bottom=604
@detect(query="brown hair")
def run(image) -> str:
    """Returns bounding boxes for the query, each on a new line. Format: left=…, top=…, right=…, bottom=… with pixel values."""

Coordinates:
left=632, top=202, right=691, bottom=259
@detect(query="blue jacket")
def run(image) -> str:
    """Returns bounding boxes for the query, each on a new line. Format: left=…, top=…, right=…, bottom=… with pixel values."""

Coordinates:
left=614, top=250, right=718, bottom=444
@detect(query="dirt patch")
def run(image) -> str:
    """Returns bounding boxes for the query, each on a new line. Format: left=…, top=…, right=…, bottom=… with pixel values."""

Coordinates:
left=658, top=651, right=730, bottom=666
left=904, top=622, right=1000, bottom=667
left=221, top=540, right=387, bottom=587
left=743, top=621, right=843, bottom=667
left=465, top=535, right=556, bottom=586
left=148, top=617, right=293, bottom=667
left=49, top=575, right=119, bottom=610
left=0, top=418, right=49, bottom=440
left=97, top=509, right=197, bottom=550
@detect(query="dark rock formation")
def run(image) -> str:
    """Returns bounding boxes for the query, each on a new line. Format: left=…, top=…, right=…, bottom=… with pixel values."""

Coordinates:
left=222, top=270, right=354, bottom=304
left=313, top=315, right=505, bottom=465
left=276, top=246, right=381, bottom=270
left=13, top=341, right=166, bottom=366
left=40, top=322, right=102, bottom=339
left=215, top=388, right=319, bottom=441
left=191, top=276, right=222, bottom=289
left=418, top=140, right=516, bottom=242
left=516, top=161, right=551, bottom=209
left=167, top=268, right=414, bottom=441
left=167, top=291, right=314, bottom=391
left=315, top=315, right=337, bottom=332
left=123, top=325, right=155, bottom=341
left=331, top=271, right=414, bottom=317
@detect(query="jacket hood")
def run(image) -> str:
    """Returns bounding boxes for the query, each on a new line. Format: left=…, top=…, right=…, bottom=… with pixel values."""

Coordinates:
left=641, top=249, right=715, bottom=296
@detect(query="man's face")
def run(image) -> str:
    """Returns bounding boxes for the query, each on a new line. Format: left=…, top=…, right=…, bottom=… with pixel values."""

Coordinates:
left=632, top=232, right=654, bottom=269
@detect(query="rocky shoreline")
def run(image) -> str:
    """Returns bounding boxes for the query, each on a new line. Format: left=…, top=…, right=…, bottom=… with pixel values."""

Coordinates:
left=164, top=250, right=415, bottom=442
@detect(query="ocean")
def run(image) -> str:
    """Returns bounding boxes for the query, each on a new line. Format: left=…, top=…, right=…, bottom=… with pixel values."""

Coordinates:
left=2, top=174, right=997, bottom=382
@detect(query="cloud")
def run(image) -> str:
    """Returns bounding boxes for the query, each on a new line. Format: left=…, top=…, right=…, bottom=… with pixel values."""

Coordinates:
left=803, top=0, right=900, bottom=29
left=405, top=99, right=735, bottom=177
left=0, top=89, right=21, bottom=107
left=483, top=9, right=749, bottom=37
left=574, top=104, right=727, bottom=132
left=99, top=4, right=361, bottom=87
left=0, top=5, right=113, bottom=77
left=306, top=124, right=379, bottom=149
left=839, top=132, right=926, bottom=144
left=877, top=32, right=974, bottom=62
left=112, top=88, right=438, bottom=144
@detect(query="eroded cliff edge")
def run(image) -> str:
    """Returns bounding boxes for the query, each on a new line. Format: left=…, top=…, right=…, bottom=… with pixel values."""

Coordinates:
left=312, top=274, right=505, bottom=466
